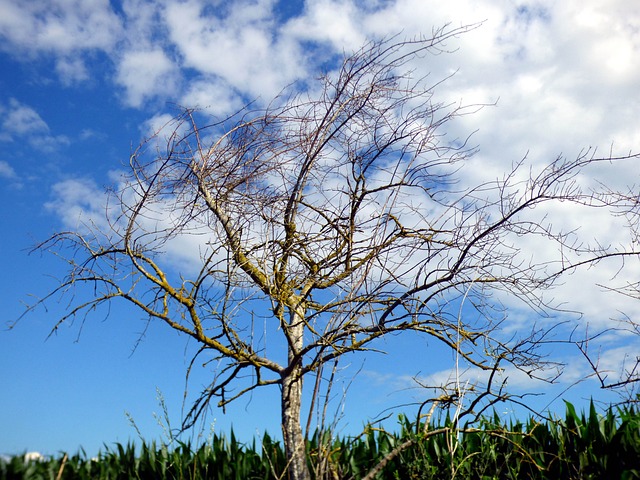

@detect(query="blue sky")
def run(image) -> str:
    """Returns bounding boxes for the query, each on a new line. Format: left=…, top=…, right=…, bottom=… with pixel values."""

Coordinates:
left=2, top=0, right=640, bottom=458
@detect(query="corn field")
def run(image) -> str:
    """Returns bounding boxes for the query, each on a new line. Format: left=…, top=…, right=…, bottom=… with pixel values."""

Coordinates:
left=3, top=402, right=639, bottom=479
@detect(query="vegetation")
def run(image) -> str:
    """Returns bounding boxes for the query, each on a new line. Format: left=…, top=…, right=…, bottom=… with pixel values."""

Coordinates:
left=3, top=403, right=639, bottom=479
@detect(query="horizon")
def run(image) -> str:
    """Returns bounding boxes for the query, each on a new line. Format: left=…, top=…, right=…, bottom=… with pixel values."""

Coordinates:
left=1, top=0, right=639, bottom=458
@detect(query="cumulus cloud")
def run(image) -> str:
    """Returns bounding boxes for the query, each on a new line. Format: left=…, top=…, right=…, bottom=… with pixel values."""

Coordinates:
left=46, top=172, right=222, bottom=276
left=115, top=48, right=180, bottom=107
left=141, top=113, right=177, bottom=138
left=0, top=0, right=121, bottom=87
left=7, top=0, right=638, bottom=405
left=0, top=0, right=122, bottom=54
left=1, top=99, right=50, bottom=136
left=164, top=0, right=306, bottom=101
left=180, top=77, right=244, bottom=116
left=1, top=0, right=638, bottom=138
left=0, top=160, right=17, bottom=179
left=0, top=99, right=69, bottom=151
left=45, top=178, right=109, bottom=232
left=9, top=0, right=633, bottom=288
left=284, top=0, right=369, bottom=49
left=55, top=56, right=90, bottom=85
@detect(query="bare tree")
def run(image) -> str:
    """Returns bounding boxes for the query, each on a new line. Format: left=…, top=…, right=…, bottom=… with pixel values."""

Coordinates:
left=575, top=188, right=640, bottom=402
left=23, top=25, right=640, bottom=480
left=576, top=325, right=640, bottom=403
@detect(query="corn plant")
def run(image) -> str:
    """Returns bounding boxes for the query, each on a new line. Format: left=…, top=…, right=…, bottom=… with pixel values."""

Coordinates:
left=2, top=404, right=640, bottom=479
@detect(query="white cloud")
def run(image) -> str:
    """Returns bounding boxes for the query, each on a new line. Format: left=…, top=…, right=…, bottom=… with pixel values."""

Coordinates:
left=115, top=48, right=180, bottom=107
left=179, top=77, right=243, bottom=116
left=0, top=0, right=122, bottom=54
left=142, top=113, right=176, bottom=137
left=588, top=340, right=640, bottom=388
left=45, top=178, right=109, bottom=232
left=109, top=0, right=640, bottom=327
left=47, top=172, right=226, bottom=277
left=55, top=56, right=90, bottom=85
left=0, top=99, right=70, bottom=151
left=284, top=0, right=368, bottom=50
left=79, top=129, right=106, bottom=141
left=0, top=160, right=17, bottom=179
left=20, top=0, right=640, bottom=407
left=2, top=98, right=50, bottom=137
left=140, top=113, right=192, bottom=141
left=0, top=0, right=121, bottom=88
left=164, top=0, right=306, bottom=101
left=120, top=0, right=166, bottom=46
left=19, top=0, right=635, bottom=293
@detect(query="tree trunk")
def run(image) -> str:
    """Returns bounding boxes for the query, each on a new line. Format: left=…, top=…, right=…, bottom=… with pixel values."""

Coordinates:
left=282, top=369, right=309, bottom=480
left=281, top=306, right=311, bottom=480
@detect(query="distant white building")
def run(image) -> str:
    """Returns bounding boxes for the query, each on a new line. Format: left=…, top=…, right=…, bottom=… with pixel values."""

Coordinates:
left=23, top=452, right=45, bottom=462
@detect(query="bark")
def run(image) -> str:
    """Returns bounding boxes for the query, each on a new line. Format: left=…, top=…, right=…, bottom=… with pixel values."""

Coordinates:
left=282, top=369, right=309, bottom=480
left=281, top=305, right=311, bottom=480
